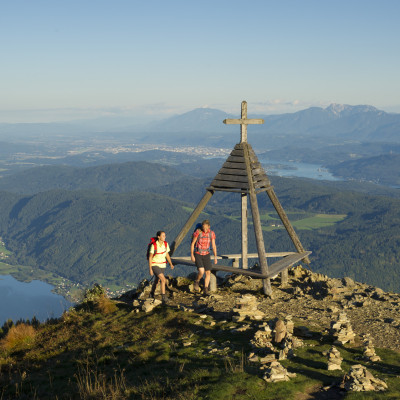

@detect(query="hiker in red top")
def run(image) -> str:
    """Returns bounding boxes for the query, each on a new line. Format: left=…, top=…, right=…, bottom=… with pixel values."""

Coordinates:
left=191, top=219, right=217, bottom=296
left=148, top=230, right=174, bottom=303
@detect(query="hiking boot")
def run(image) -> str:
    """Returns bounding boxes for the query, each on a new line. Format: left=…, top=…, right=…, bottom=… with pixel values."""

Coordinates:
left=193, top=280, right=200, bottom=292
left=162, top=294, right=168, bottom=304
left=149, top=291, right=155, bottom=299
left=203, top=287, right=210, bottom=296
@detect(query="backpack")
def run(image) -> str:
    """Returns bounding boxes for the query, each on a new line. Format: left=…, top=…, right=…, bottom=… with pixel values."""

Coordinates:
left=191, top=223, right=202, bottom=244
left=146, top=237, right=168, bottom=260
left=192, top=229, right=211, bottom=252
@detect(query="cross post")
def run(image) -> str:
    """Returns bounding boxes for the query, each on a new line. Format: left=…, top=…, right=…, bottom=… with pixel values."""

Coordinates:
left=223, top=101, right=264, bottom=143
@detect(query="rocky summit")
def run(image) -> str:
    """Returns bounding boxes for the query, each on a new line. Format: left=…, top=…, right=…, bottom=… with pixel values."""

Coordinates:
left=128, top=265, right=400, bottom=352
left=2, top=265, right=400, bottom=399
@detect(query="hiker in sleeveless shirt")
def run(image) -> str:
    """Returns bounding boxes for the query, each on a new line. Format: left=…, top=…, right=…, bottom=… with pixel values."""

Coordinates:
left=149, top=230, right=174, bottom=303
left=191, top=219, right=217, bottom=295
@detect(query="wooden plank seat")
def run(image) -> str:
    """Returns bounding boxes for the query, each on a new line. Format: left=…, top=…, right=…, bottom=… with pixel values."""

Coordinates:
left=171, top=251, right=311, bottom=279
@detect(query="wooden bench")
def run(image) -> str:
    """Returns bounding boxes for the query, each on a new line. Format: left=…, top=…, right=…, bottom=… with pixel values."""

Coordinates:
left=171, top=251, right=311, bottom=279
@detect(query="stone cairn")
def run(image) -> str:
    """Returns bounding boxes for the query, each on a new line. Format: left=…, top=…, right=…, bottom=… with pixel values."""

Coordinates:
left=330, top=312, right=355, bottom=345
left=341, top=364, right=387, bottom=392
left=324, top=346, right=343, bottom=370
left=248, top=316, right=304, bottom=369
left=362, top=334, right=381, bottom=362
left=232, top=294, right=264, bottom=322
left=275, top=316, right=303, bottom=360
left=262, top=361, right=297, bottom=383
left=249, top=321, right=276, bottom=364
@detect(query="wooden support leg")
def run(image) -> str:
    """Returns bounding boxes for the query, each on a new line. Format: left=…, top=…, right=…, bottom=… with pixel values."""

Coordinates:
left=243, top=143, right=272, bottom=297
left=281, top=268, right=288, bottom=286
left=170, top=190, right=213, bottom=256
left=266, top=188, right=311, bottom=266
left=241, top=193, right=248, bottom=269
left=248, top=190, right=273, bottom=297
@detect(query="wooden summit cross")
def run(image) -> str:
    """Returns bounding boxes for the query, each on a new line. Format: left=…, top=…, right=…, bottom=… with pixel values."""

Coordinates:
left=170, top=101, right=311, bottom=297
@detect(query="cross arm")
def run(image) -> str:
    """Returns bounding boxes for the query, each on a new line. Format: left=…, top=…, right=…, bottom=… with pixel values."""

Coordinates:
left=223, top=118, right=264, bottom=125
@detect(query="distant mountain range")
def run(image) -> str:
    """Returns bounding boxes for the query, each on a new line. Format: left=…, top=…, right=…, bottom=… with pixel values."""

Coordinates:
left=1, top=104, right=399, bottom=147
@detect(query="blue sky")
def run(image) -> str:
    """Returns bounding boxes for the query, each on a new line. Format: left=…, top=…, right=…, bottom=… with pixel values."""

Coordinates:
left=1, top=0, right=399, bottom=122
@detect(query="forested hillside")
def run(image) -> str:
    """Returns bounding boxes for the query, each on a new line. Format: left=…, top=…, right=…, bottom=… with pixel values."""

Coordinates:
left=328, top=154, right=400, bottom=186
left=1, top=173, right=400, bottom=291
left=0, top=158, right=399, bottom=291
left=0, top=161, right=185, bottom=194
left=0, top=189, right=245, bottom=286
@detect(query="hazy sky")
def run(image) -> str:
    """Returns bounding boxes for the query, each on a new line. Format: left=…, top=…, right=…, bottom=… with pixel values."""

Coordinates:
left=1, top=0, right=400, bottom=122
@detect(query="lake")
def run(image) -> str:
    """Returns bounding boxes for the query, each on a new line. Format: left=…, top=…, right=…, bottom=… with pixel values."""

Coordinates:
left=260, top=159, right=339, bottom=181
left=0, top=274, right=72, bottom=326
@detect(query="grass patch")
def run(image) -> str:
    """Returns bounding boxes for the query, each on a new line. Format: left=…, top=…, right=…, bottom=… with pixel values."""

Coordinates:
left=291, top=213, right=347, bottom=230
left=1, top=303, right=400, bottom=399
left=225, top=211, right=347, bottom=231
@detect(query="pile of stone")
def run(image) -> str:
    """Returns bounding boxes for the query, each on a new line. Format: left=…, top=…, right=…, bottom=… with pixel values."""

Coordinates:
left=280, top=316, right=305, bottom=357
left=247, top=352, right=276, bottom=364
left=324, top=346, right=343, bottom=370
left=250, top=325, right=273, bottom=350
left=140, top=298, right=162, bottom=313
left=341, top=364, right=387, bottom=392
left=285, top=315, right=294, bottom=335
left=330, top=312, right=355, bottom=345
left=262, top=361, right=297, bottom=383
left=290, top=265, right=309, bottom=279
left=232, top=294, right=264, bottom=322
left=362, top=334, right=381, bottom=362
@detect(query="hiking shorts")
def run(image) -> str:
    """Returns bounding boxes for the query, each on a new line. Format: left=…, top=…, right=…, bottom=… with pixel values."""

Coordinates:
left=151, top=265, right=166, bottom=277
left=194, top=253, right=212, bottom=271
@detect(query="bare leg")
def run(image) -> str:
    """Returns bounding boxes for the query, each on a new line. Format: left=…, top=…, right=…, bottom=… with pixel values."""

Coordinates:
left=204, top=270, right=211, bottom=289
left=159, top=273, right=166, bottom=295
left=151, top=276, right=159, bottom=294
left=196, top=268, right=205, bottom=284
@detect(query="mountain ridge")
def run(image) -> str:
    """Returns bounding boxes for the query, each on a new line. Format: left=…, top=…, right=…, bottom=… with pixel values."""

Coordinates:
left=1, top=104, right=399, bottom=145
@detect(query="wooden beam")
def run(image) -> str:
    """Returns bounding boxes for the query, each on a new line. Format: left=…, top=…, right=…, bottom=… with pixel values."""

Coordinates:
left=214, top=173, right=249, bottom=183
left=172, top=251, right=297, bottom=262
left=210, top=180, right=249, bottom=189
left=207, top=187, right=247, bottom=193
left=223, top=118, right=264, bottom=125
left=265, top=187, right=311, bottom=265
left=226, top=155, right=246, bottom=163
left=244, top=143, right=272, bottom=297
left=242, top=193, right=248, bottom=269
left=217, top=168, right=249, bottom=176
left=210, top=265, right=267, bottom=278
left=229, top=149, right=245, bottom=157
left=172, top=251, right=311, bottom=279
left=268, top=251, right=312, bottom=277
left=170, top=190, right=213, bottom=256
left=219, top=161, right=246, bottom=169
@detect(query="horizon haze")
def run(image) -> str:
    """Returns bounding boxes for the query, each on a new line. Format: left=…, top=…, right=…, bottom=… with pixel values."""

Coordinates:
left=1, top=0, right=400, bottom=123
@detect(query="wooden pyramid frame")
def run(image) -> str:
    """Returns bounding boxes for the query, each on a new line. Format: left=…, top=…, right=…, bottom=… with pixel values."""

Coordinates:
left=170, top=101, right=311, bottom=296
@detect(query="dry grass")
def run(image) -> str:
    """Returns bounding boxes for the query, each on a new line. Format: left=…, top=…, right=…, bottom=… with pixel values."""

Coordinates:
left=1, top=323, right=36, bottom=351
left=95, top=294, right=118, bottom=314
left=75, top=361, right=127, bottom=400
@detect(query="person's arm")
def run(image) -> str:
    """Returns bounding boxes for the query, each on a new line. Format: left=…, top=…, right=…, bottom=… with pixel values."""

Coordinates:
left=212, top=238, right=217, bottom=264
left=166, top=252, right=174, bottom=270
left=191, top=235, right=198, bottom=262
